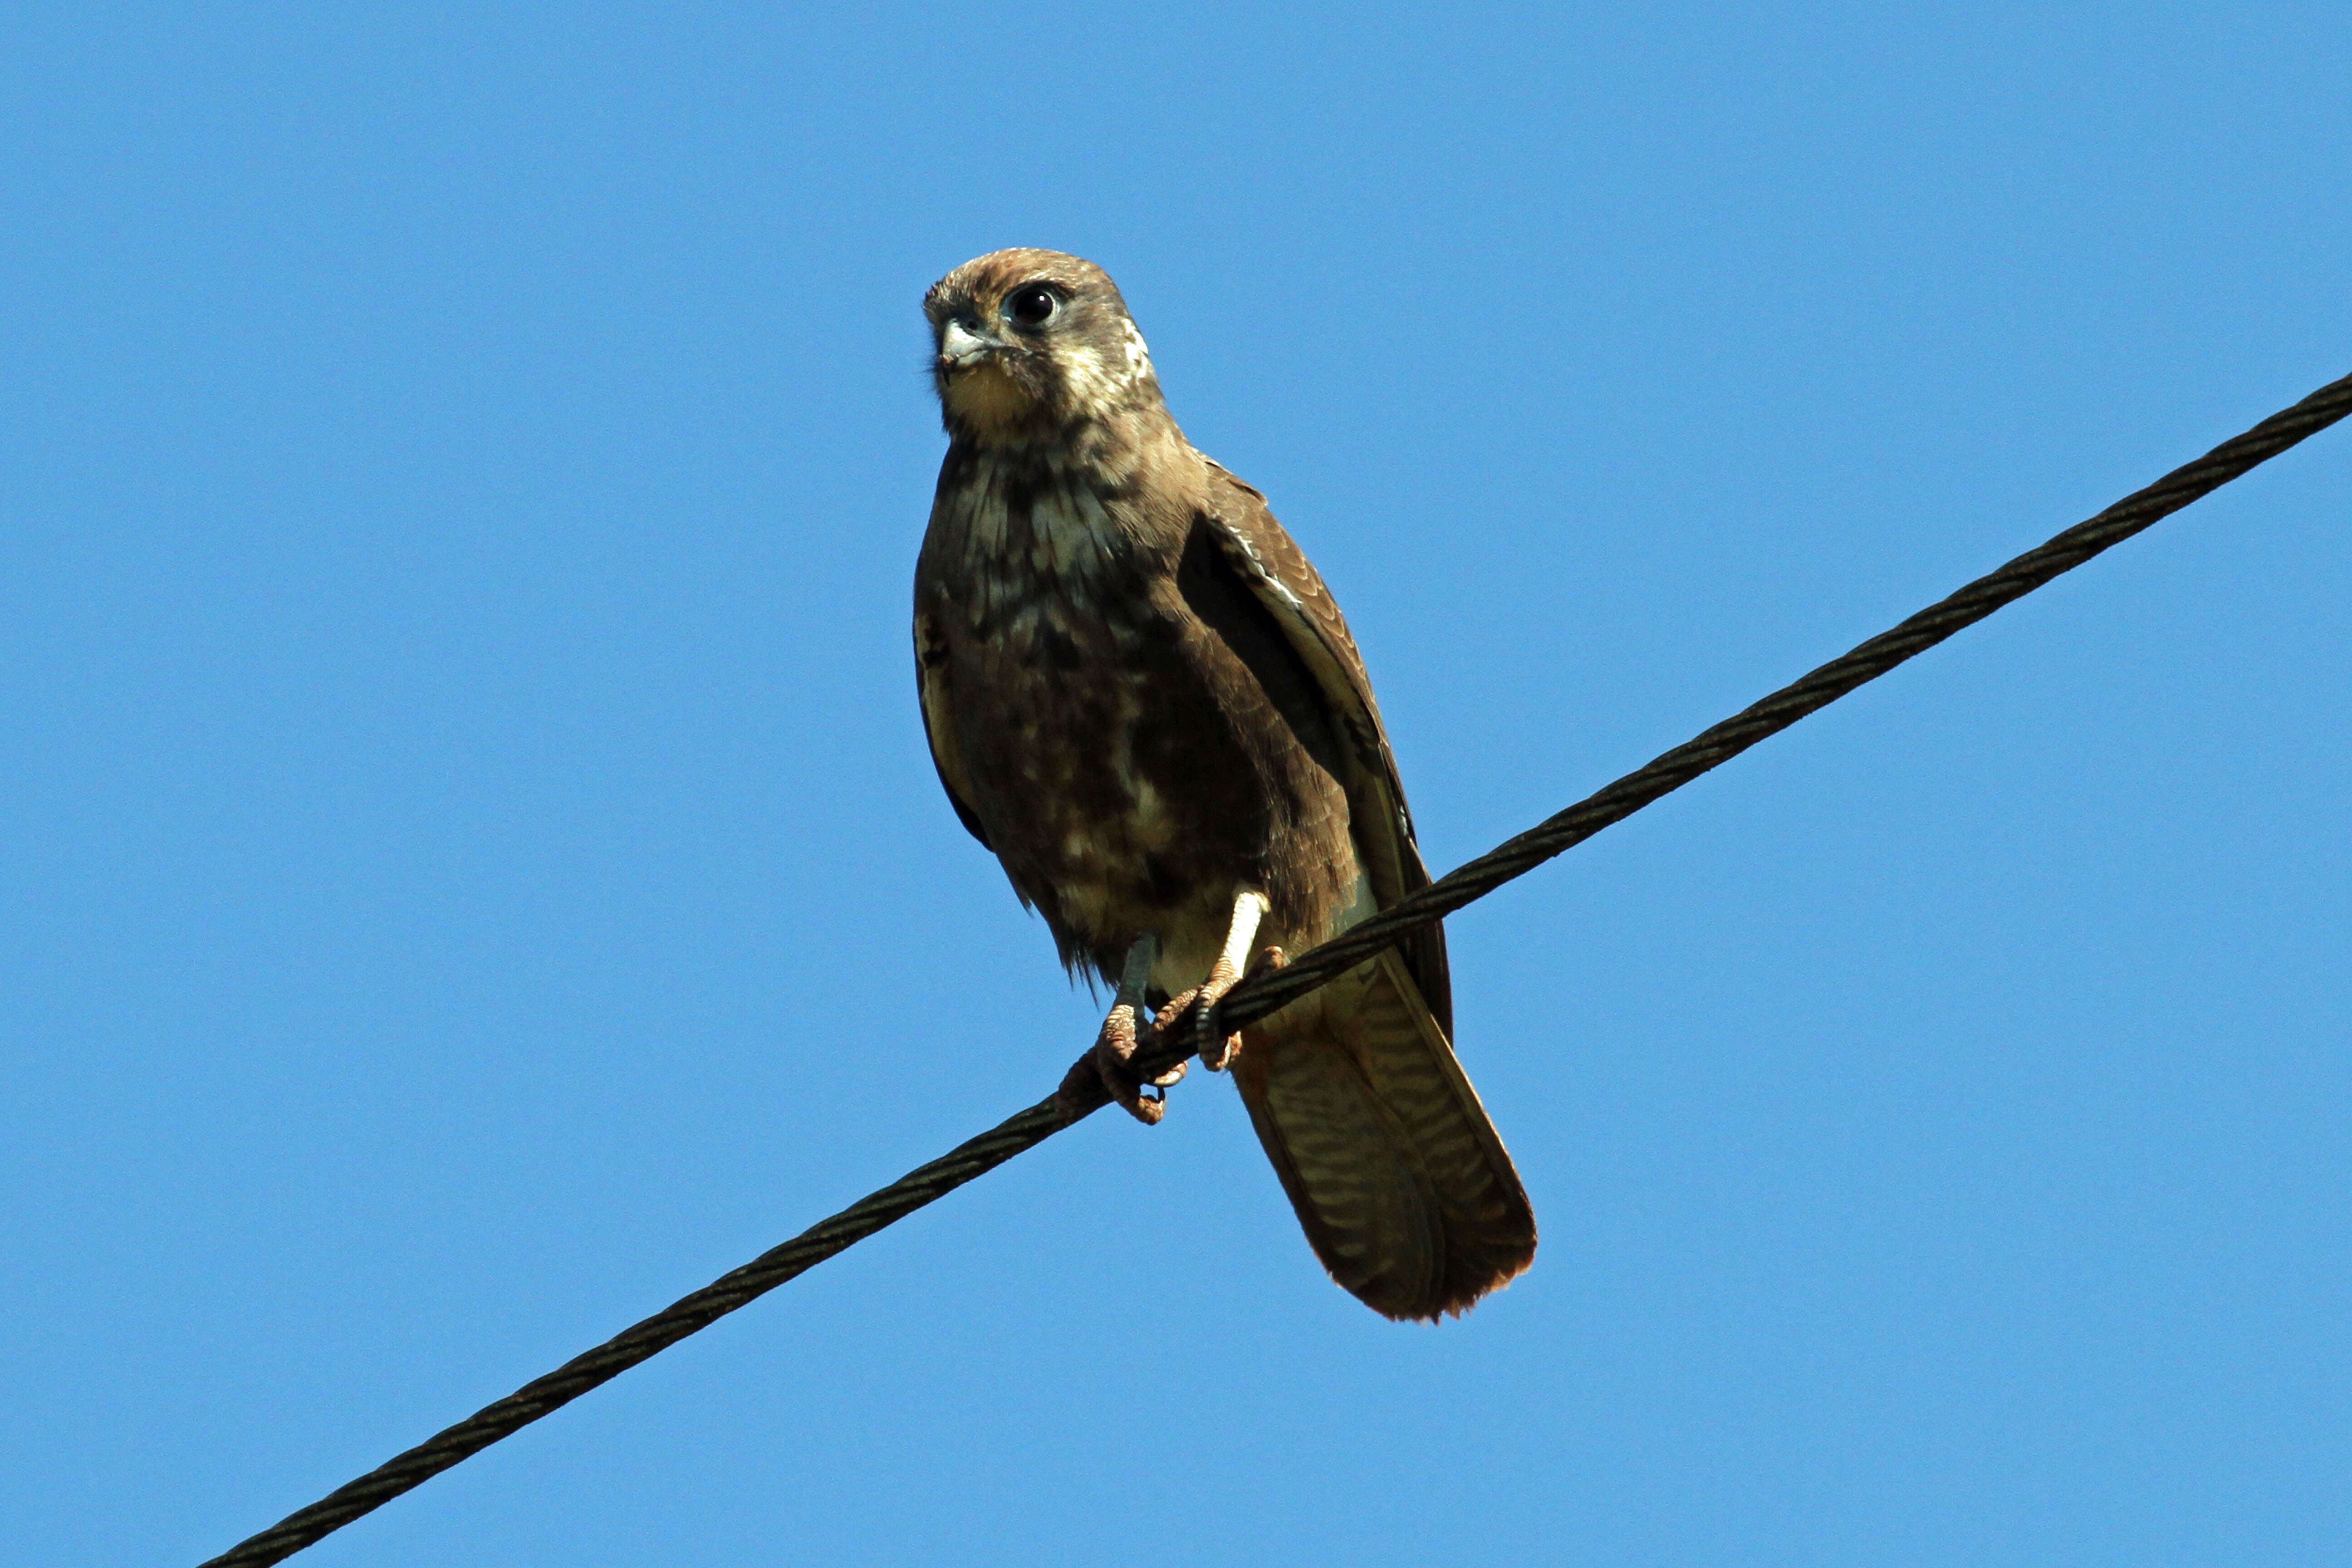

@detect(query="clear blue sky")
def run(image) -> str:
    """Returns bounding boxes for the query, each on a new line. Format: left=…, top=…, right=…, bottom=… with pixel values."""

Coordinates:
left=6, top=5, right=2347, bottom=1564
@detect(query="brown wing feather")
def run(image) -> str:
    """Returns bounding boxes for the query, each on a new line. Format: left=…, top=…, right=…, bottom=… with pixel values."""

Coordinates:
left=914, top=609, right=991, bottom=850
left=1193, top=461, right=1452, bottom=1037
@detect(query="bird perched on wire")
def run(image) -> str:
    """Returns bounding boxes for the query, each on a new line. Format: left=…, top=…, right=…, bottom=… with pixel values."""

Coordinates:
left=911, top=248, right=1535, bottom=1320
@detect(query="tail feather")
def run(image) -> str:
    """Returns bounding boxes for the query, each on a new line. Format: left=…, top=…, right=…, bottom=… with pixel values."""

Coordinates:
left=1230, top=949, right=1536, bottom=1320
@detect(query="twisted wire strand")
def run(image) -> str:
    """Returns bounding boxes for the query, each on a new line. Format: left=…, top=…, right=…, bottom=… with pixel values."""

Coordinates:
left=199, top=1095, right=1082, bottom=1568
left=200, top=369, right=2351, bottom=1568
left=1207, top=369, right=2352, bottom=1037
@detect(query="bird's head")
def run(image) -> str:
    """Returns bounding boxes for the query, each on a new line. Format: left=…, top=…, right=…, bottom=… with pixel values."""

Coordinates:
left=923, top=248, right=1163, bottom=446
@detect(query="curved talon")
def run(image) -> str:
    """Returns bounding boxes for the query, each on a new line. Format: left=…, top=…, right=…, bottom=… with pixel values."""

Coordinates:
left=1203, top=945, right=1286, bottom=1071
left=1196, top=993, right=1240, bottom=1072
left=1150, top=986, right=1201, bottom=1048
left=1093, top=1001, right=1176, bottom=1124
left=1199, top=1029, right=1240, bottom=1073
left=1085, top=934, right=1179, bottom=1124
left=1152, top=987, right=1237, bottom=1077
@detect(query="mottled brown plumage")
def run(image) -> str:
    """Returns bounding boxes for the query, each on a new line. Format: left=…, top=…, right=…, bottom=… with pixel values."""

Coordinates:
left=912, top=248, right=1535, bottom=1319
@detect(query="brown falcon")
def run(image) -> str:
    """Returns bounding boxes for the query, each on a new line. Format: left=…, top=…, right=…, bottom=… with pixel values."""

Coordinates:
left=912, top=248, right=1536, bottom=1319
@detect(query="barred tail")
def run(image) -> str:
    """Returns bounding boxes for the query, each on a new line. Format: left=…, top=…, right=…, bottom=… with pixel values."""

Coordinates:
left=1229, top=948, right=1536, bottom=1320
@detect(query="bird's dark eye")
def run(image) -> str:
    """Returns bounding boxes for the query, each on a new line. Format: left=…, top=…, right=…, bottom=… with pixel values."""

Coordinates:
left=1006, top=285, right=1058, bottom=327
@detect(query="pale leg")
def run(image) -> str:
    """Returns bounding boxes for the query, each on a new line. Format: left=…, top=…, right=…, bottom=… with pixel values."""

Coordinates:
left=1156, top=888, right=1270, bottom=1073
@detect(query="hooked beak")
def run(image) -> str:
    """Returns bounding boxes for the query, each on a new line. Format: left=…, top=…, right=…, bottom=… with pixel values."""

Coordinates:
left=938, top=317, right=996, bottom=369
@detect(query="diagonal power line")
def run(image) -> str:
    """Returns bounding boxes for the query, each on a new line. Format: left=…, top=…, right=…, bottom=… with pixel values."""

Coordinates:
left=201, top=370, right=2352, bottom=1568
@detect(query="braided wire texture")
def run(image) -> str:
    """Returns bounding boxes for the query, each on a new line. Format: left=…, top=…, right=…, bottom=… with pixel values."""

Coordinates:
left=200, top=370, right=2350, bottom=1567
left=199, top=1096, right=1081, bottom=1568
left=1207, top=370, right=2352, bottom=1038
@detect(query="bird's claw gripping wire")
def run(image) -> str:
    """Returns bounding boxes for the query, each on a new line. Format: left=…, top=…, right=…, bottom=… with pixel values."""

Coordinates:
left=1157, top=941, right=1286, bottom=1073
left=1142, top=890, right=1271, bottom=1075
left=1069, top=932, right=1184, bottom=1124
left=1092, top=994, right=1188, bottom=1125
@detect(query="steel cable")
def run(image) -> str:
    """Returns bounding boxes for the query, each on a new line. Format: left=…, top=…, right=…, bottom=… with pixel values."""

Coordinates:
left=1208, top=370, right=2352, bottom=1037
left=199, top=369, right=2352, bottom=1568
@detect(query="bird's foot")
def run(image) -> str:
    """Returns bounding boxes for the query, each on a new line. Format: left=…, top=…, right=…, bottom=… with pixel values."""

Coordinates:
left=1091, top=997, right=1187, bottom=1125
left=1155, top=943, right=1284, bottom=1073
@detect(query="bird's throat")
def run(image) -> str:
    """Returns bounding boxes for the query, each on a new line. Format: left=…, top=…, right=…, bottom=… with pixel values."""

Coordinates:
left=941, top=362, right=1046, bottom=444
